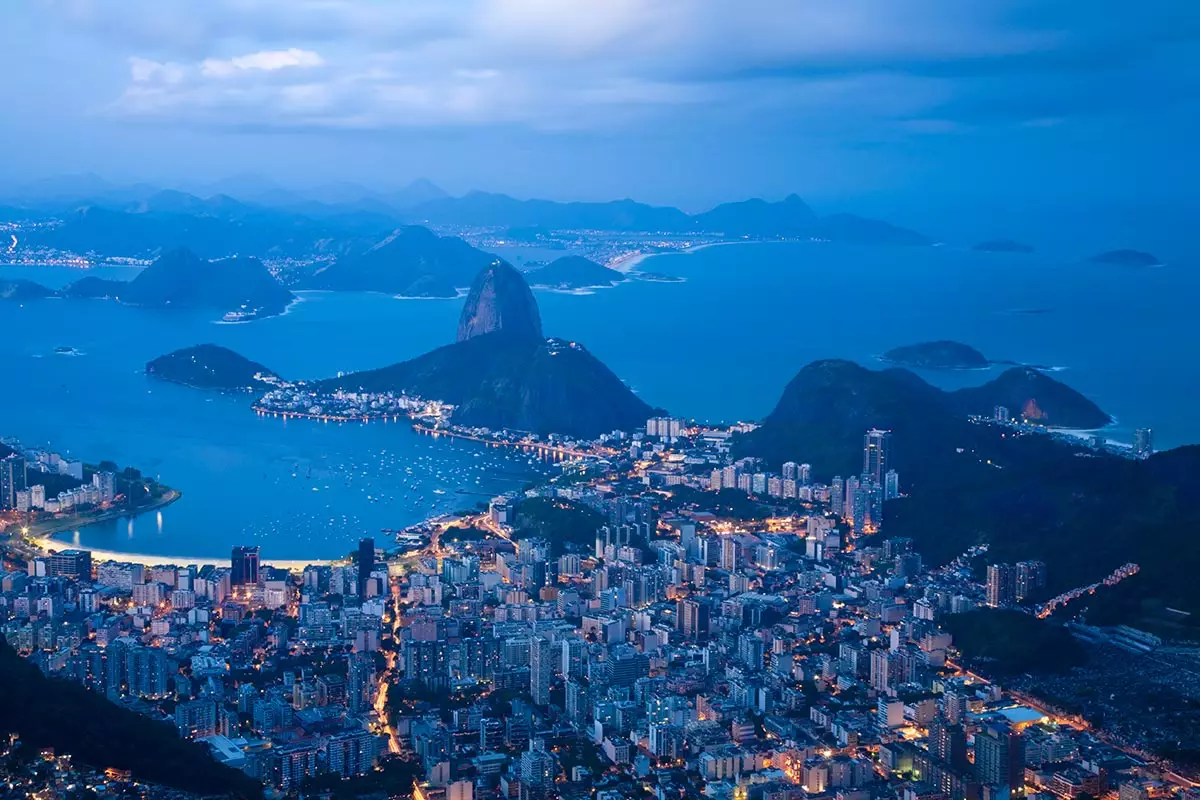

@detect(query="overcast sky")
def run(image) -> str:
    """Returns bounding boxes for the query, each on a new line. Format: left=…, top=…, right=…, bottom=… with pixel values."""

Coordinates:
left=3, top=0, right=1198, bottom=231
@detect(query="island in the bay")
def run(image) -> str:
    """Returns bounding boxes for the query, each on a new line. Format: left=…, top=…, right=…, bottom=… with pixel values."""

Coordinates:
left=1089, top=248, right=1163, bottom=267
left=0, top=247, right=295, bottom=319
left=145, top=344, right=279, bottom=391
left=880, top=340, right=992, bottom=370
left=523, top=256, right=626, bottom=291
left=973, top=238, right=1035, bottom=253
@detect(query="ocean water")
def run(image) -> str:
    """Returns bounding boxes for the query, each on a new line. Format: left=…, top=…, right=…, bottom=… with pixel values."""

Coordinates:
left=534, top=241, right=1200, bottom=447
left=0, top=290, right=537, bottom=560
left=2, top=240, right=1197, bottom=558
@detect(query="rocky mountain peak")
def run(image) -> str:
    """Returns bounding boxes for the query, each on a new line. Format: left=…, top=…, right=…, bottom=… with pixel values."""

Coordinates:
left=456, top=259, right=544, bottom=343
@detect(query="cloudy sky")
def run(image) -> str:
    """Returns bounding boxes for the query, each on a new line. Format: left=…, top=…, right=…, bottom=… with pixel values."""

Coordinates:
left=3, top=0, right=1198, bottom=230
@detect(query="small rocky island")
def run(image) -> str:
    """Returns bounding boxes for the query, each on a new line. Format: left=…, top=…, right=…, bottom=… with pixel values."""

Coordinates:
left=523, top=256, right=626, bottom=290
left=1089, top=249, right=1162, bottom=267
left=881, top=341, right=991, bottom=370
left=146, top=344, right=278, bottom=390
left=973, top=239, right=1034, bottom=253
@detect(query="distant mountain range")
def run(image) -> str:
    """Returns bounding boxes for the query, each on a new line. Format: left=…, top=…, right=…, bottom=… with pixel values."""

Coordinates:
left=2, top=177, right=932, bottom=262
left=407, top=190, right=927, bottom=244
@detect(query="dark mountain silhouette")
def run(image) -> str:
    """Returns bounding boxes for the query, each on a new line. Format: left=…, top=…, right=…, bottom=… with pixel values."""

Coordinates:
left=692, top=194, right=817, bottom=236
left=146, top=344, right=278, bottom=390
left=524, top=256, right=626, bottom=290
left=457, top=260, right=544, bottom=342
left=0, top=636, right=262, bottom=799
left=301, top=226, right=494, bottom=297
left=0, top=278, right=56, bottom=301
left=316, top=261, right=655, bottom=437
left=61, top=248, right=293, bottom=316
left=737, top=359, right=1108, bottom=478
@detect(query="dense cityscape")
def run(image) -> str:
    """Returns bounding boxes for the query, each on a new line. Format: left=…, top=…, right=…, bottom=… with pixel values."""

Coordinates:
left=1, top=410, right=1192, bottom=800
left=3, top=3, right=1198, bottom=799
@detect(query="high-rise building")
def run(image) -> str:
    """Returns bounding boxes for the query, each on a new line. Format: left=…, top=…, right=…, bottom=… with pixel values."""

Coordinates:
left=975, top=723, right=1024, bottom=791
left=844, top=476, right=861, bottom=525
left=929, top=718, right=970, bottom=771
left=677, top=598, right=711, bottom=640
left=831, top=477, right=845, bottom=518
left=47, top=549, right=92, bottom=579
left=884, top=469, right=900, bottom=500
left=986, top=563, right=1015, bottom=608
left=0, top=454, right=27, bottom=510
left=231, top=545, right=260, bottom=587
left=529, top=635, right=552, bottom=706
left=1133, top=428, right=1154, bottom=459
left=863, top=429, right=891, bottom=484
left=1015, top=560, right=1047, bottom=601
left=782, top=461, right=799, bottom=481
left=325, top=729, right=381, bottom=778
left=994, top=406, right=1011, bottom=423
left=798, top=463, right=812, bottom=485
left=347, top=652, right=377, bottom=713
left=357, top=537, right=375, bottom=599
left=518, top=739, right=557, bottom=800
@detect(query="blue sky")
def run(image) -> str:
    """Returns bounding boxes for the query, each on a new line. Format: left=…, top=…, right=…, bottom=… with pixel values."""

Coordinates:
left=2, top=0, right=1197, bottom=231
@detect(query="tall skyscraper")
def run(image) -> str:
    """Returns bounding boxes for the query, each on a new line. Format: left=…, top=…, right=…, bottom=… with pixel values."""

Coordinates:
left=844, top=476, right=861, bottom=526
left=529, top=636, right=553, bottom=706
left=357, top=537, right=375, bottom=599
left=518, top=739, right=557, bottom=800
left=782, top=461, right=799, bottom=481
left=0, top=454, right=27, bottom=510
left=884, top=469, right=900, bottom=500
left=863, top=429, right=891, bottom=484
left=231, top=545, right=260, bottom=587
left=1015, top=560, right=1047, bottom=601
left=831, top=476, right=845, bottom=517
left=1133, top=428, right=1154, bottom=459
left=975, top=723, right=1024, bottom=791
left=986, top=563, right=1015, bottom=608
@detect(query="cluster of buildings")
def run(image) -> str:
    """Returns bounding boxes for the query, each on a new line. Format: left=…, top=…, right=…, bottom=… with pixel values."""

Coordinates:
left=1, top=442, right=116, bottom=515
left=982, top=407, right=1155, bottom=461
left=0, top=413, right=1189, bottom=800
left=253, top=386, right=453, bottom=424
left=0, top=539, right=392, bottom=793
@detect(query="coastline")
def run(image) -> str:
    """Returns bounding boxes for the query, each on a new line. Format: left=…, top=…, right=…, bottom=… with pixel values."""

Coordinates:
left=20, top=488, right=184, bottom=540
left=30, top=533, right=331, bottom=570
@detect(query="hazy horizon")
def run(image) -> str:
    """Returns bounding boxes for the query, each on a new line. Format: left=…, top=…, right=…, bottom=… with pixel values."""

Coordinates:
left=2, top=1, right=1197, bottom=232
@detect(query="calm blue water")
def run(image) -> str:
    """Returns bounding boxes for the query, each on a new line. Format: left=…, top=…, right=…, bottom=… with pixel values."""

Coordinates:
left=2, top=240, right=1197, bottom=558
left=531, top=242, right=1199, bottom=448
left=0, top=289, right=539, bottom=559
